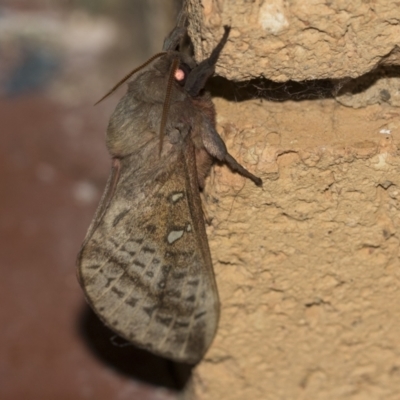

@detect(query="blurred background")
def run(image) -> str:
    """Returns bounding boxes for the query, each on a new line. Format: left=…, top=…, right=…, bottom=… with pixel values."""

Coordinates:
left=0, top=1, right=187, bottom=399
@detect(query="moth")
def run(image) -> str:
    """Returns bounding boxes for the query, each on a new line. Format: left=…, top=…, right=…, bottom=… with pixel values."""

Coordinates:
left=77, top=22, right=262, bottom=364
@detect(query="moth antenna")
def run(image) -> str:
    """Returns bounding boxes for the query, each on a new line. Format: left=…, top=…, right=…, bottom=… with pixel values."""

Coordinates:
left=159, top=57, right=180, bottom=156
left=94, top=52, right=167, bottom=105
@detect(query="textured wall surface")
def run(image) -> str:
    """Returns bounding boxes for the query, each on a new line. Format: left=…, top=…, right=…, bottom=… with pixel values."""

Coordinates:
left=186, top=0, right=400, bottom=81
left=185, top=1, right=400, bottom=399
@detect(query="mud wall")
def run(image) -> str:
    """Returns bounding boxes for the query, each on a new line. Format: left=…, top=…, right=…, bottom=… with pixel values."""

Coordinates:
left=185, top=1, right=400, bottom=399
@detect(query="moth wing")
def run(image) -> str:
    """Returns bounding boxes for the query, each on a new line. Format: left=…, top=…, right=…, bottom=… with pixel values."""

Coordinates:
left=77, top=141, right=219, bottom=364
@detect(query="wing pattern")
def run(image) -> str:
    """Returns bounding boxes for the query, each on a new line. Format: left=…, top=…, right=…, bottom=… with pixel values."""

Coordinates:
left=78, top=145, right=219, bottom=364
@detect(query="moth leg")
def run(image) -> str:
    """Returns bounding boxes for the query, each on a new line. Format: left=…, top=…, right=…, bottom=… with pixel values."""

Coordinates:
left=224, top=153, right=262, bottom=187
left=201, top=119, right=262, bottom=186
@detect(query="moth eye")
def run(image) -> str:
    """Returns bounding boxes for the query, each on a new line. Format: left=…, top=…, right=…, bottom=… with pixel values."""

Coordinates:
left=174, top=69, right=185, bottom=82
left=175, top=63, right=190, bottom=86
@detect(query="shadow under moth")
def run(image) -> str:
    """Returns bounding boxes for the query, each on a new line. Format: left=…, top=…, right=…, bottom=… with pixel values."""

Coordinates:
left=77, top=21, right=262, bottom=364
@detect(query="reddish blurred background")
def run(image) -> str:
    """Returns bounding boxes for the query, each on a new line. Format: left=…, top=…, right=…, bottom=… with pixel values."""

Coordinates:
left=0, top=1, right=188, bottom=399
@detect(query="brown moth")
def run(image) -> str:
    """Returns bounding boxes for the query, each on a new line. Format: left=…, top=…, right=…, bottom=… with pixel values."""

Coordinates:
left=77, top=22, right=261, bottom=364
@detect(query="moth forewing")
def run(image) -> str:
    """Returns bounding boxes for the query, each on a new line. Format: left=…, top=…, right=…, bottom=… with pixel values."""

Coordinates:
left=78, top=141, right=219, bottom=363
left=77, top=24, right=261, bottom=364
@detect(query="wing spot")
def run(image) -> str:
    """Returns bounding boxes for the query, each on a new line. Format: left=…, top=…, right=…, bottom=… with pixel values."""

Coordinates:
left=146, top=224, right=157, bottom=234
left=105, top=277, right=116, bottom=288
left=125, top=297, right=138, bottom=308
left=143, top=305, right=157, bottom=317
left=124, top=274, right=139, bottom=285
left=121, top=246, right=135, bottom=256
left=172, top=271, right=186, bottom=280
left=142, top=246, right=156, bottom=254
left=167, top=230, right=184, bottom=244
left=111, top=287, right=125, bottom=298
left=92, top=246, right=112, bottom=258
left=186, top=295, right=196, bottom=302
left=156, top=315, right=173, bottom=326
left=87, top=264, right=101, bottom=270
left=113, top=209, right=130, bottom=227
left=174, top=320, right=190, bottom=328
left=187, top=279, right=200, bottom=287
left=133, top=260, right=145, bottom=268
left=167, top=290, right=181, bottom=298
left=121, top=241, right=139, bottom=254
left=146, top=271, right=154, bottom=278
left=109, top=238, right=119, bottom=247
left=109, top=256, right=128, bottom=269
left=158, top=280, right=166, bottom=289
left=169, top=191, right=184, bottom=203
left=162, top=265, right=171, bottom=273
left=194, top=311, right=207, bottom=320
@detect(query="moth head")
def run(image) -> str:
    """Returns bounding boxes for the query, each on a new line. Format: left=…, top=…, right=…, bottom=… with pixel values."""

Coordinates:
left=155, top=26, right=231, bottom=155
left=95, top=26, right=230, bottom=105
left=164, top=25, right=231, bottom=97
